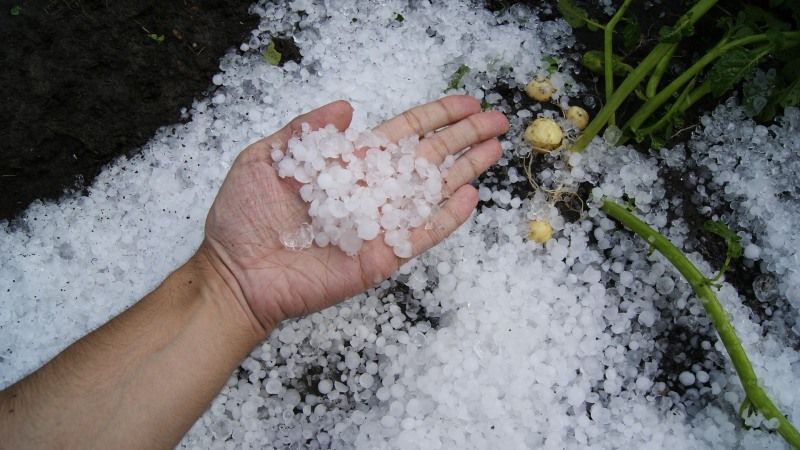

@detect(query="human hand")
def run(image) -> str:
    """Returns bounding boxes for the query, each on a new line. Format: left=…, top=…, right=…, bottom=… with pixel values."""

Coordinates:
left=198, top=96, right=509, bottom=335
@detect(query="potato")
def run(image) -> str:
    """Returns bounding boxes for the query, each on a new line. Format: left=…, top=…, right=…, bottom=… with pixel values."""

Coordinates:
left=524, top=118, right=563, bottom=153
left=527, top=219, right=553, bottom=243
left=525, top=79, right=556, bottom=102
left=566, top=106, right=589, bottom=130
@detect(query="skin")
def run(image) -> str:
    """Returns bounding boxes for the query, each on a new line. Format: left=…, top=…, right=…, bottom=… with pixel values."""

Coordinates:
left=0, top=95, right=509, bottom=450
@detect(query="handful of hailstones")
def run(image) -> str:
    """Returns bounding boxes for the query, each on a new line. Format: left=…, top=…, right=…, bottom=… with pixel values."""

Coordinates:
left=271, top=123, right=445, bottom=258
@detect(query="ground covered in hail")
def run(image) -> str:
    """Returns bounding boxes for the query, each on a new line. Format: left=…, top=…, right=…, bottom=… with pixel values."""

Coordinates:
left=1, top=1, right=799, bottom=449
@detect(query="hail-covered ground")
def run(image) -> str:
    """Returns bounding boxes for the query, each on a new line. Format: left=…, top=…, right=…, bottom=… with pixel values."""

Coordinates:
left=1, top=1, right=798, bottom=449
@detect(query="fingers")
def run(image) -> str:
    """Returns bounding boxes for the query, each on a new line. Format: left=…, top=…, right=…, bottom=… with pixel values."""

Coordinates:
left=373, top=95, right=481, bottom=142
left=442, top=138, right=503, bottom=197
left=409, top=184, right=479, bottom=258
left=417, top=110, right=508, bottom=165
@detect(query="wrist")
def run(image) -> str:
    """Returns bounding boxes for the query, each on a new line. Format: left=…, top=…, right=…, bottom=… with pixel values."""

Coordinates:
left=189, top=243, right=272, bottom=343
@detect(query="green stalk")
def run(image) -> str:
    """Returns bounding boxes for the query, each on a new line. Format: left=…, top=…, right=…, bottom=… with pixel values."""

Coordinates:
left=625, top=32, right=800, bottom=134
left=628, top=77, right=709, bottom=142
left=681, top=78, right=713, bottom=111
left=571, top=0, right=718, bottom=151
left=572, top=43, right=674, bottom=151
left=646, top=44, right=677, bottom=98
left=604, top=0, right=635, bottom=126
left=601, top=199, right=800, bottom=448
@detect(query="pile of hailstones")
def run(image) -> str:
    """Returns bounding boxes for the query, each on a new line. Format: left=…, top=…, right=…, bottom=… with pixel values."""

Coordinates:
left=272, top=124, right=445, bottom=258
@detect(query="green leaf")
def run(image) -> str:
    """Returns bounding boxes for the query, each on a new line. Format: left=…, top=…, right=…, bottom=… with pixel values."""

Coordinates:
left=394, top=13, right=404, bottom=22
left=778, top=75, right=800, bottom=108
left=704, top=220, right=743, bottom=277
left=739, top=5, right=790, bottom=33
left=649, top=134, right=666, bottom=149
left=10, top=5, right=21, bottom=15
left=557, top=0, right=589, bottom=29
left=620, top=18, right=641, bottom=53
left=708, top=48, right=759, bottom=97
left=446, top=64, right=470, bottom=91
left=767, top=28, right=786, bottom=50
left=658, top=22, right=695, bottom=43
left=147, top=33, right=165, bottom=44
left=263, top=40, right=282, bottom=66
left=581, top=50, right=633, bottom=76
left=543, top=55, right=559, bottom=75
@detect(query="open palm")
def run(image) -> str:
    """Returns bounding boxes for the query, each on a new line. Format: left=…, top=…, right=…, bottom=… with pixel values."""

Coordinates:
left=200, top=96, right=508, bottom=331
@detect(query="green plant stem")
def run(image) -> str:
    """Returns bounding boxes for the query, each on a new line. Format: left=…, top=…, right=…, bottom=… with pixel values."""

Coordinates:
left=586, top=19, right=606, bottom=30
left=571, top=0, right=718, bottom=151
left=628, top=78, right=711, bottom=142
left=625, top=31, right=800, bottom=134
left=572, top=43, right=674, bottom=151
left=646, top=44, right=676, bottom=98
left=601, top=199, right=800, bottom=448
left=604, top=0, right=635, bottom=126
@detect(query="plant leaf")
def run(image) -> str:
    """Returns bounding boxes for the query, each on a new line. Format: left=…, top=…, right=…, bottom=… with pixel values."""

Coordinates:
left=543, top=55, right=559, bottom=75
left=708, top=48, right=758, bottom=97
left=10, top=5, right=21, bottom=15
left=581, top=50, right=633, bottom=76
left=778, top=75, right=800, bottom=108
left=620, top=18, right=641, bottom=53
left=263, top=40, right=282, bottom=66
left=446, top=64, right=470, bottom=91
left=557, top=0, right=588, bottom=29
left=740, top=5, right=790, bottom=33
left=147, top=33, right=165, bottom=44
left=704, top=220, right=743, bottom=275
left=658, top=23, right=694, bottom=43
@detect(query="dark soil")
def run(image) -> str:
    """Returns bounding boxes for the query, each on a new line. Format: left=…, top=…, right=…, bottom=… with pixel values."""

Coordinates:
left=0, top=0, right=258, bottom=221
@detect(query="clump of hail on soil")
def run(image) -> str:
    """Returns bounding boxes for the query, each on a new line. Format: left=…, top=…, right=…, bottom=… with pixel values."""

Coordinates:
left=272, top=123, right=444, bottom=258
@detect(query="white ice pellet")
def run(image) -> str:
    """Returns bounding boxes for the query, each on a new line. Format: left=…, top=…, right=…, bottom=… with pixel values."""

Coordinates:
left=655, top=276, right=675, bottom=295
left=743, top=244, right=761, bottom=260
left=318, top=379, right=333, bottom=395
left=679, top=371, right=696, bottom=386
left=637, top=310, right=656, bottom=327
left=265, top=378, right=283, bottom=394
left=212, top=93, right=227, bottom=104
left=358, top=373, right=375, bottom=389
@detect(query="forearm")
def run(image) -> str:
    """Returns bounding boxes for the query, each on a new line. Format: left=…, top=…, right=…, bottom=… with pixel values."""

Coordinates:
left=0, top=248, right=268, bottom=450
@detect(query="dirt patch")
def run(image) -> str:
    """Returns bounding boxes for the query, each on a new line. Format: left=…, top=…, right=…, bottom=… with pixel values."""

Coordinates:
left=0, top=0, right=258, bottom=221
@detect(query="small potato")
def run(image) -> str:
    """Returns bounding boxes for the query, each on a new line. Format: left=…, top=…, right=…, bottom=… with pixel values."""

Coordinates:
left=527, top=219, right=553, bottom=244
left=525, top=79, right=556, bottom=102
left=524, top=118, right=563, bottom=153
left=566, top=106, right=589, bottom=130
